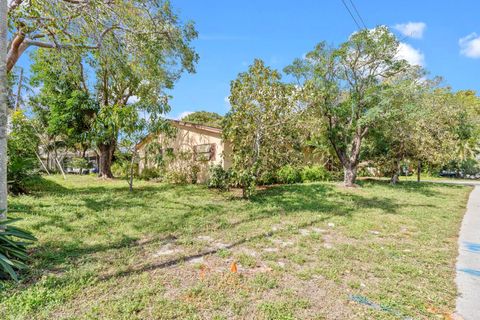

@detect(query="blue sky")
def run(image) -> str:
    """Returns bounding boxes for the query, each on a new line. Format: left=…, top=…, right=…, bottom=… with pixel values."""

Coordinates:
left=166, top=0, right=480, bottom=119
left=17, top=0, right=480, bottom=119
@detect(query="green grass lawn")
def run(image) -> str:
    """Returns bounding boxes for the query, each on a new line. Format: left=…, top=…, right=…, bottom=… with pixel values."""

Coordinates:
left=0, top=175, right=471, bottom=319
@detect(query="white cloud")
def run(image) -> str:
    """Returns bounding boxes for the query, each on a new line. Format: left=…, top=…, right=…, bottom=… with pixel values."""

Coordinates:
left=459, top=33, right=480, bottom=58
left=176, top=111, right=193, bottom=120
left=394, top=22, right=426, bottom=39
left=396, top=42, right=425, bottom=66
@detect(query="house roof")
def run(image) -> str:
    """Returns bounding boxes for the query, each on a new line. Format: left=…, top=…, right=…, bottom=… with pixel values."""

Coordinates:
left=135, top=119, right=223, bottom=150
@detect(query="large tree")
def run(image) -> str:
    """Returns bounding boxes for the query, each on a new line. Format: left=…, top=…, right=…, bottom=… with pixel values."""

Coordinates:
left=30, top=49, right=98, bottom=154
left=361, top=67, right=428, bottom=183
left=26, top=1, right=198, bottom=178
left=223, top=59, right=301, bottom=197
left=90, top=1, right=197, bottom=178
left=7, top=0, right=178, bottom=72
left=285, top=26, right=408, bottom=186
left=1, top=1, right=197, bottom=222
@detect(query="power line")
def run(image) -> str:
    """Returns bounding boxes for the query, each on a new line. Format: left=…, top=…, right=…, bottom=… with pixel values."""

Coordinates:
left=348, top=0, right=367, bottom=29
left=340, top=0, right=362, bottom=30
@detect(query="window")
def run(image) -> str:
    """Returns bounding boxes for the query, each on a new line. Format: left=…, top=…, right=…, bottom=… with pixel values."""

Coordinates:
left=194, top=143, right=215, bottom=161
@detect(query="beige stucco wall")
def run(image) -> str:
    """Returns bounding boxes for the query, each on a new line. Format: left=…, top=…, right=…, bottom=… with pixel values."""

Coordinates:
left=137, top=122, right=231, bottom=183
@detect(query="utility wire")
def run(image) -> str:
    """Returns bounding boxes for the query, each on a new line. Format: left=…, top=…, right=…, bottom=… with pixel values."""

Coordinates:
left=340, top=0, right=362, bottom=30
left=348, top=0, right=367, bottom=29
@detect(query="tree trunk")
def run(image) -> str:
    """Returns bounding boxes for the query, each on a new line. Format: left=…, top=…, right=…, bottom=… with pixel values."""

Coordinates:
left=0, top=0, right=8, bottom=227
left=417, top=160, right=422, bottom=182
left=336, top=128, right=364, bottom=188
left=344, top=165, right=357, bottom=187
left=390, top=159, right=401, bottom=185
left=128, top=151, right=135, bottom=192
left=98, top=140, right=115, bottom=178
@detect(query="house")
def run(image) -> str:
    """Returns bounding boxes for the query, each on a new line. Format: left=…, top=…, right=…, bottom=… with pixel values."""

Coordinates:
left=136, top=120, right=232, bottom=183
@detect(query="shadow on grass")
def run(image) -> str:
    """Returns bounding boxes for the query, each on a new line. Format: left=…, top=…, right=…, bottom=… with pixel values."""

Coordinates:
left=251, top=182, right=415, bottom=215
left=17, top=177, right=447, bottom=285
left=99, top=213, right=333, bottom=282
left=360, top=178, right=465, bottom=197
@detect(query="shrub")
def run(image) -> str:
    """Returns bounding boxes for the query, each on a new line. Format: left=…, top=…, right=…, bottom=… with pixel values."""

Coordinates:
left=0, top=216, right=37, bottom=281
left=68, top=157, right=90, bottom=169
left=7, top=111, right=40, bottom=194
left=277, top=165, right=302, bottom=184
left=190, top=164, right=201, bottom=184
left=257, top=171, right=277, bottom=185
left=300, top=165, right=331, bottom=182
left=165, top=170, right=189, bottom=184
left=207, top=165, right=231, bottom=190
left=139, top=167, right=161, bottom=180
left=111, top=161, right=128, bottom=178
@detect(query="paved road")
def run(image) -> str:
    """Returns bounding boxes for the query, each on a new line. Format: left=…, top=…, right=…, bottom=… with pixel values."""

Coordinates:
left=455, top=185, right=480, bottom=320
left=420, top=179, right=480, bottom=186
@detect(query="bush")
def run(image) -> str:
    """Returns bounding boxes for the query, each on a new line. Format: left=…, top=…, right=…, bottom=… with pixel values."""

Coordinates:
left=189, top=164, right=201, bottom=184
left=165, top=170, right=189, bottom=184
left=68, top=157, right=90, bottom=169
left=0, top=216, right=37, bottom=281
left=277, top=165, right=302, bottom=184
left=257, top=171, right=277, bottom=185
left=300, top=165, right=331, bottom=182
left=111, top=161, right=128, bottom=178
left=207, top=165, right=231, bottom=190
left=139, top=167, right=161, bottom=180
left=7, top=111, right=40, bottom=194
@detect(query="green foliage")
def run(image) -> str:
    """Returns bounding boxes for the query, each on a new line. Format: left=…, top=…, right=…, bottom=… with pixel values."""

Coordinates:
left=207, top=165, right=231, bottom=190
left=300, top=165, right=331, bottom=182
left=181, top=111, right=223, bottom=128
left=0, top=216, right=37, bottom=281
left=139, top=168, right=162, bottom=181
left=68, top=158, right=90, bottom=170
left=164, top=170, right=189, bottom=184
left=190, top=164, right=201, bottom=185
left=285, top=26, right=410, bottom=186
left=30, top=50, right=98, bottom=149
left=27, top=1, right=199, bottom=178
left=363, top=87, right=480, bottom=182
left=223, top=59, right=302, bottom=197
left=277, top=165, right=302, bottom=184
left=163, top=151, right=198, bottom=184
left=257, top=171, right=278, bottom=185
left=111, top=159, right=138, bottom=179
left=277, top=165, right=331, bottom=184
left=7, top=111, right=40, bottom=194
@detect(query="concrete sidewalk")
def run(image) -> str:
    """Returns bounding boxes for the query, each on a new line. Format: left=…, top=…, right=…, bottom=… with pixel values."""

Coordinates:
left=455, top=185, right=480, bottom=320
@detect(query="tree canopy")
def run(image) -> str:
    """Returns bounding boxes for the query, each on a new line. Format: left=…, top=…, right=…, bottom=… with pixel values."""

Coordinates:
left=181, top=111, right=223, bottom=128
left=223, top=59, right=301, bottom=197
left=286, top=26, right=414, bottom=186
left=27, top=0, right=198, bottom=178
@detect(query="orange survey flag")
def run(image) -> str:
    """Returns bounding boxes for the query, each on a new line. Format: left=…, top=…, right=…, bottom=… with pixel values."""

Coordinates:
left=230, top=261, right=238, bottom=273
